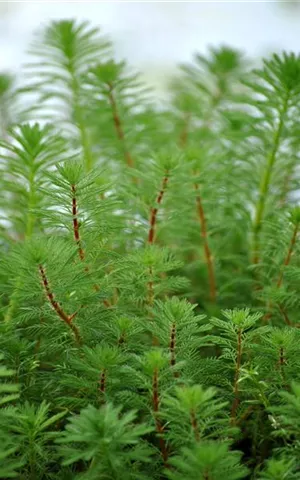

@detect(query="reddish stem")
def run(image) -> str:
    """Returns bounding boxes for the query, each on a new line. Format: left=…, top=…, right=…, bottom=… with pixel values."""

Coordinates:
left=190, top=410, right=200, bottom=441
left=236, top=405, right=255, bottom=426
left=231, top=328, right=242, bottom=423
left=38, top=265, right=82, bottom=345
left=99, top=369, right=106, bottom=394
left=71, top=185, right=111, bottom=307
left=148, top=172, right=169, bottom=244
left=194, top=183, right=216, bottom=302
left=179, top=112, right=190, bottom=148
left=147, top=173, right=169, bottom=345
left=152, top=368, right=169, bottom=465
left=71, top=184, right=85, bottom=261
left=279, top=347, right=284, bottom=367
left=148, top=266, right=154, bottom=307
left=107, top=83, right=134, bottom=168
left=169, top=322, right=179, bottom=377
left=169, top=323, right=176, bottom=367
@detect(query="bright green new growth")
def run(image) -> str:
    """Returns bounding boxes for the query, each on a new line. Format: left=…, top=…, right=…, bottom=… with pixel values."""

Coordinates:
left=1, top=17, right=300, bottom=480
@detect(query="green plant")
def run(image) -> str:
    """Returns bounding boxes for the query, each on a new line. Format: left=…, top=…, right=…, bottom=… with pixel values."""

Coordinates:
left=1, top=18, right=300, bottom=479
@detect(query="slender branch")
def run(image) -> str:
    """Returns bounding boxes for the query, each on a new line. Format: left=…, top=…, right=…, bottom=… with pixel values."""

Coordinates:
left=178, top=115, right=216, bottom=302
left=38, top=264, right=82, bottom=345
left=169, top=323, right=176, bottom=367
left=148, top=172, right=169, bottom=244
left=147, top=171, right=169, bottom=344
left=280, top=168, right=293, bottom=207
left=236, top=405, right=255, bottom=426
left=99, top=369, right=106, bottom=394
left=231, top=328, right=242, bottom=423
left=194, top=183, right=216, bottom=302
left=107, top=83, right=134, bottom=168
left=190, top=409, right=200, bottom=441
left=279, top=347, right=285, bottom=367
left=169, top=322, right=179, bottom=377
left=71, top=185, right=111, bottom=307
left=71, top=184, right=85, bottom=261
left=152, top=368, right=169, bottom=466
left=252, top=93, right=290, bottom=264
left=147, top=266, right=154, bottom=308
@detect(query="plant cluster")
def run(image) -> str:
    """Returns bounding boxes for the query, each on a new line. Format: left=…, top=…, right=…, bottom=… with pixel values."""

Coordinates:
left=1, top=19, right=300, bottom=479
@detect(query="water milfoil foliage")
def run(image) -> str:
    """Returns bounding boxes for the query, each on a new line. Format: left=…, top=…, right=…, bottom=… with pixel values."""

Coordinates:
left=1, top=18, right=300, bottom=479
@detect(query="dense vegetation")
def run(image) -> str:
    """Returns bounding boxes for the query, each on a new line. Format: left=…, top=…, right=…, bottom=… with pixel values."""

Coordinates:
left=1, top=18, right=300, bottom=479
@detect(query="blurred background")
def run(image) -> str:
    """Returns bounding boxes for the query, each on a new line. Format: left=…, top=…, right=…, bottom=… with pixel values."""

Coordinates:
left=0, top=1, right=300, bottom=95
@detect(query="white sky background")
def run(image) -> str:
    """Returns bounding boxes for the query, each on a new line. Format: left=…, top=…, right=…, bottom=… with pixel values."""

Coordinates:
left=0, top=1, right=300, bottom=93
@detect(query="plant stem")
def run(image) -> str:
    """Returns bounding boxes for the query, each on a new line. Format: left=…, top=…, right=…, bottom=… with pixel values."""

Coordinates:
left=179, top=112, right=190, bottom=148
left=148, top=172, right=169, bottom=244
left=71, top=184, right=111, bottom=307
left=71, top=184, right=85, bottom=261
left=252, top=93, right=290, bottom=264
left=147, top=266, right=154, bottom=308
left=152, top=368, right=169, bottom=466
left=190, top=409, right=200, bottom=441
left=169, top=323, right=176, bottom=368
left=38, top=264, right=82, bottom=345
left=146, top=171, right=169, bottom=343
left=231, top=328, right=242, bottom=423
left=99, top=369, right=106, bottom=398
left=107, top=82, right=134, bottom=168
left=169, top=322, right=179, bottom=377
left=194, top=183, right=216, bottom=302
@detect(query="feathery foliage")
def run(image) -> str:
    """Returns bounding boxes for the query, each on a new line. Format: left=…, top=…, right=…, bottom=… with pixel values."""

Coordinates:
left=1, top=18, right=300, bottom=480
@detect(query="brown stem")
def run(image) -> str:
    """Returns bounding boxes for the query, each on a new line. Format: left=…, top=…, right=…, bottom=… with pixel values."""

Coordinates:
left=279, top=347, right=285, bottom=367
left=194, top=183, right=216, bottom=302
left=190, top=410, right=200, bottom=441
left=148, top=172, right=169, bottom=244
left=107, top=83, right=134, bottom=168
left=169, top=323, right=176, bottom=367
left=236, top=405, right=255, bottom=426
left=71, top=184, right=85, bottom=261
left=231, top=328, right=242, bottom=423
left=169, top=322, right=179, bottom=377
left=278, top=346, right=287, bottom=386
left=152, top=368, right=169, bottom=465
left=71, top=186, right=111, bottom=308
left=99, top=368, right=106, bottom=394
left=148, top=266, right=154, bottom=307
left=38, top=264, right=82, bottom=345
left=178, top=112, right=190, bottom=148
